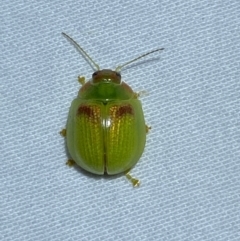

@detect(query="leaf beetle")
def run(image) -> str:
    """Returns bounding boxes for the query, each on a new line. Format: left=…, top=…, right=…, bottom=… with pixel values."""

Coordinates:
left=61, top=32, right=163, bottom=186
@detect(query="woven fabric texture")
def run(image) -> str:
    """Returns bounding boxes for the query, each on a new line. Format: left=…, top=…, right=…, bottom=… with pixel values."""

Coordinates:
left=1, top=1, right=239, bottom=240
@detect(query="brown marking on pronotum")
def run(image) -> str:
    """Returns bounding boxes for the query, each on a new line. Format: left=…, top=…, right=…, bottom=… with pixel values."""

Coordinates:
left=115, top=105, right=134, bottom=118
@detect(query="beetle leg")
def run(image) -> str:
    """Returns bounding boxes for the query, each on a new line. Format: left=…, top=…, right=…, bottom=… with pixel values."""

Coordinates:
left=133, top=92, right=140, bottom=99
left=145, top=125, right=151, bottom=133
left=133, top=91, right=148, bottom=99
left=78, top=76, right=86, bottom=85
left=125, top=171, right=140, bottom=187
left=66, top=159, right=75, bottom=167
left=60, top=128, right=67, bottom=137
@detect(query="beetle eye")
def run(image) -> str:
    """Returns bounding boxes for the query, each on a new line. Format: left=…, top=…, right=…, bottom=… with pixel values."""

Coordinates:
left=92, top=71, right=98, bottom=78
left=116, top=72, right=121, bottom=78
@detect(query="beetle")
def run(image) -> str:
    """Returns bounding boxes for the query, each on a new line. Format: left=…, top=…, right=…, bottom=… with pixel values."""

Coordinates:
left=61, top=32, right=164, bottom=186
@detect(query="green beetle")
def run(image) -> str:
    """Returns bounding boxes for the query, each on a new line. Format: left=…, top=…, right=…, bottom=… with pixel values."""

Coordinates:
left=61, top=33, right=163, bottom=186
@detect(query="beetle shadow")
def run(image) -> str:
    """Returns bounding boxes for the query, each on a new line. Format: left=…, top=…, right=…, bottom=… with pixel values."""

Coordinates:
left=61, top=136, right=123, bottom=182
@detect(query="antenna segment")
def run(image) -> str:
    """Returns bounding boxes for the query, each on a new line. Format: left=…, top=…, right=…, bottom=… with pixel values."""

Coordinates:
left=115, top=48, right=164, bottom=72
left=62, top=32, right=100, bottom=71
left=62, top=32, right=164, bottom=72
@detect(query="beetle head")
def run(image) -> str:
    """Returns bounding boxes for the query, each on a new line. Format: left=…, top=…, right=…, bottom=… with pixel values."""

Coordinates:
left=91, top=69, right=121, bottom=85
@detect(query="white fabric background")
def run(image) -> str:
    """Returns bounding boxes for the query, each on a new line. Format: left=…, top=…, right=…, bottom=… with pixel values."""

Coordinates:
left=1, top=1, right=239, bottom=240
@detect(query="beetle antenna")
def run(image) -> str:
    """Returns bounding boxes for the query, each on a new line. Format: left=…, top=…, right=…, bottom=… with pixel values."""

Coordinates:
left=115, top=48, right=164, bottom=72
left=62, top=32, right=100, bottom=71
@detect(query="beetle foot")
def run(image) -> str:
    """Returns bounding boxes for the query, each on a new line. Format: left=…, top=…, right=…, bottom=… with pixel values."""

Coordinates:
left=146, top=125, right=151, bottom=133
left=60, top=129, right=67, bottom=137
left=133, top=92, right=139, bottom=99
left=125, top=172, right=140, bottom=187
left=133, top=91, right=148, bottom=99
left=78, top=76, right=86, bottom=85
left=66, top=159, right=75, bottom=167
